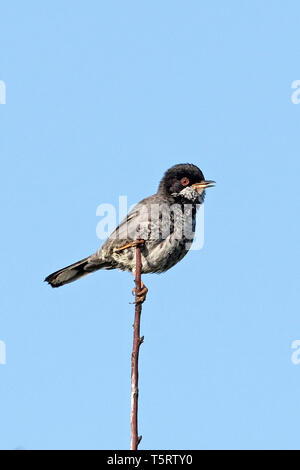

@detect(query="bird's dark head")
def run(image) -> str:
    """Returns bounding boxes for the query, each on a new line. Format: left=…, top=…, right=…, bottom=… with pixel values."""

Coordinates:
left=158, top=163, right=215, bottom=203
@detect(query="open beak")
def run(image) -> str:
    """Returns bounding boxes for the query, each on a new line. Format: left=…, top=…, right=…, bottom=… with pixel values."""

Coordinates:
left=192, top=180, right=216, bottom=192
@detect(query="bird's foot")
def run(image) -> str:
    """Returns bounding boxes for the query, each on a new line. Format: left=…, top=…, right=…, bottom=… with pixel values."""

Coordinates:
left=115, top=239, right=145, bottom=253
left=132, top=282, right=148, bottom=304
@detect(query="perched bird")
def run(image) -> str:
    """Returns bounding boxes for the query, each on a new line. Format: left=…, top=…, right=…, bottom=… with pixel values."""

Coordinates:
left=45, top=163, right=215, bottom=301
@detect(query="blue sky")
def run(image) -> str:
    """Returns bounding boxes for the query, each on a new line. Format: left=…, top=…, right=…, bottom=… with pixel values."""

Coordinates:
left=0, top=1, right=299, bottom=450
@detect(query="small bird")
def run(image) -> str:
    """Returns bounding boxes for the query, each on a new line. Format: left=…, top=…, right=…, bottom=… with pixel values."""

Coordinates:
left=45, top=164, right=215, bottom=301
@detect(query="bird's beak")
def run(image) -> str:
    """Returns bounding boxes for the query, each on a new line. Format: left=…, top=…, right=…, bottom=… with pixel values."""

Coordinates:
left=192, top=180, right=216, bottom=192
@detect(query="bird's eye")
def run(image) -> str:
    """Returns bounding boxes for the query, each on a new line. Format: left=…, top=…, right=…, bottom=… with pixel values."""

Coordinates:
left=181, top=177, right=190, bottom=186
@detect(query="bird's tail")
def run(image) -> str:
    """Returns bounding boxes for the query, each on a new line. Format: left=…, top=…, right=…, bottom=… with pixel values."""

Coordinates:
left=45, top=255, right=106, bottom=288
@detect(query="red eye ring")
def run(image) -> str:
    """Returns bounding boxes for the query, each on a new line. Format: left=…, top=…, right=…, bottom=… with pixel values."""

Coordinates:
left=181, top=177, right=190, bottom=186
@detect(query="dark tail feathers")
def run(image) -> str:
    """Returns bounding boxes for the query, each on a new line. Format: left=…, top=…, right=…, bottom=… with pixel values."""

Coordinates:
left=45, top=256, right=94, bottom=288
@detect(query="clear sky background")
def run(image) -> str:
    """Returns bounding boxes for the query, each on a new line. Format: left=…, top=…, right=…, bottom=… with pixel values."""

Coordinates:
left=0, top=1, right=299, bottom=450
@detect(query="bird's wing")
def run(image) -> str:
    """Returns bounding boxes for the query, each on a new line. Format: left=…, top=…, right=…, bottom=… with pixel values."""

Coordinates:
left=110, top=207, right=142, bottom=241
left=97, top=196, right=156, bottom=255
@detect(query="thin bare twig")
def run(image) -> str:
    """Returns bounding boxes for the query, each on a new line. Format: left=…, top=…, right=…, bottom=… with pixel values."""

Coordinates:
left=130, top=245, right=144, bottom=450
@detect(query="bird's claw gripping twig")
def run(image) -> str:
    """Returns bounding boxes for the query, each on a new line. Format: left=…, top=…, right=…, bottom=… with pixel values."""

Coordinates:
left=132, top=284, right=148, bottom=304
left=115, top=239, right=145, bottom=253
